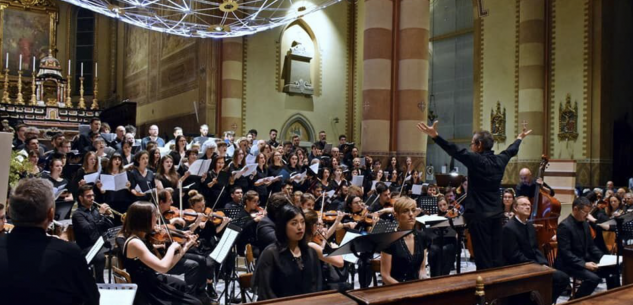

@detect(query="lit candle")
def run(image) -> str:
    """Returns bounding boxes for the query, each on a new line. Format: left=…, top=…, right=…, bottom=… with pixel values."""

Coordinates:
left=81, top=62, right=83, bottom=76
left=95, top=62, right=98, bottom=78
left=32, top=56, right=35, bottom=73
left=18, top=54, right=22, bottom=71
left=68, top=59, right=71, bottom=75
left=4, top=53, right=8, bottom=69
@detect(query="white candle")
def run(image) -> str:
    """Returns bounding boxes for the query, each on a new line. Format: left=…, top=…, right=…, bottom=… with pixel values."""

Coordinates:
left=68, top=59, right=71, bottom=75
left=95, top=62, right=98, bottom=78
left=32, top=56, right=35, bottom=72
left=5, top=53, right=8, bottom=69
left=18, top=54, right=22, bottom=70
left=81, top=62, right=83, bottom=76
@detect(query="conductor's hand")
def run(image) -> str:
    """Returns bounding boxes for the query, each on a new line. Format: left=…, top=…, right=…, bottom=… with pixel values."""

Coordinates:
left=416, top=121, right=439, bottom=138
left=517, top=125, right=533, bottom=140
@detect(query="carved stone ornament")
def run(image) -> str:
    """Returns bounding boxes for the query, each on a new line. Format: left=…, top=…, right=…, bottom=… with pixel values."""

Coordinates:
left=558, top=93, right=578, bottom=141
left=490, top=101, right=506, bottom=142
left=282, top=41, right=314, bottom=96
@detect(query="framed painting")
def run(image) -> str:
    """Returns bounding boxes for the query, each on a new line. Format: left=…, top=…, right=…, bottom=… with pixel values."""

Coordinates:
left=0, top=0, right=58, bottom=77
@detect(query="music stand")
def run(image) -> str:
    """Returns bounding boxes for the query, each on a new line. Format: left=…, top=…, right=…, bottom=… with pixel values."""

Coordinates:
left=104, top=225, right=122, bottom=283
left=54, top=201, right=74, bottom=220
left=371, top=219, right=399, bottom=234
left=210, top=224, right=243, bottom=305
left=224, top=207, right=247, bottom=227
left=327, top=230, right=411, bottom=288
left=418, top=197, right=438, bottom=214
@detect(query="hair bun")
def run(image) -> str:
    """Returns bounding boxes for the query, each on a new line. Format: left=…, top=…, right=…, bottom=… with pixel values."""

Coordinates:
left=188, top=190, right=199, bottom=197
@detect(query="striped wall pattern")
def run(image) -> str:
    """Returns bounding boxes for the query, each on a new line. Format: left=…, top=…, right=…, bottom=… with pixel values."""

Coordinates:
left=221, top=37, right=244, bottom=136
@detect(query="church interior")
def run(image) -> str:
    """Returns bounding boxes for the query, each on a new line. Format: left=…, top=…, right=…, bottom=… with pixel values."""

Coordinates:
left=1, top=0, right=633, bottom=304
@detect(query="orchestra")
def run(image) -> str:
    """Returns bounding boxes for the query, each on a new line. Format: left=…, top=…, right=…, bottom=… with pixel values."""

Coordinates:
left=1, top=119, right=632, bottom=305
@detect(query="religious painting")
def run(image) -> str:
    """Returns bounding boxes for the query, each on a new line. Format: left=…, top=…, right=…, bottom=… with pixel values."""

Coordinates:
left=0, top=3, right=57, bottom=77
left=280, top=113, right=315, bottom=142
left=558, top=93, right=578, bottom=141
left=490, top=101, right=506, bottom=142
left=124, top=24, right=149, bottom=77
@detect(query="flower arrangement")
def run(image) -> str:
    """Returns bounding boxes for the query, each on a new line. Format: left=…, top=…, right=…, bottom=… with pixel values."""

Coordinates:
left=9, top=150, right=32, bottom=188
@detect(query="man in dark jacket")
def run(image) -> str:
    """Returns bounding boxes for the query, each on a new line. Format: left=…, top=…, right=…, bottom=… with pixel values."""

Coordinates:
left=555, top=197, right=620, bottom=299
left=256, top=193, right=291, bottom=251
left=502, top=196, right=569, bottom=301
left=417, top=120, right=531, bottom=270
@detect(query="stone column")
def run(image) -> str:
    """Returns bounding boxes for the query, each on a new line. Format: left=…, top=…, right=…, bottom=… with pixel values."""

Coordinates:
left=397, top=0, right=430, bottom=169
left=220, top=37, right=243, bottom=136
left=517, top=0, right=546, bottom=170
left=361, top=0, right=393, bottom=157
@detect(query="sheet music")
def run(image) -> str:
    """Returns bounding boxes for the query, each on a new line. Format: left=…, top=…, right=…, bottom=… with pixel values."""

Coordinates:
left=309, top=163, right=319, bottom=174
left=416, top=214, right=447, bottom=224
left=53, top=184, right=67, bottom=200
left=210, top=225, right=241, bottom=264
left=325, top=190, right=335, bottom=198
left=86, top=236, right=105, bottom=264
left=83, top=171, right=101, bottom=184
left=233, top=164, right=258, bottom=178
left=245, top=154, right=256, bottom=165
left=340, top=232, right=361, bottom=264
left=598, top=254, right=617, bottom=267
left=188, top=159, right=212, bottom=176
left=351, top=175, right=364, bottom=187
left=98, top=284, right=137, bottom=305
left=100, top=173, right=129, bottom=191
left=158, top=146, right=171, bottom=158
left=411, top=184, right=423, bottom=195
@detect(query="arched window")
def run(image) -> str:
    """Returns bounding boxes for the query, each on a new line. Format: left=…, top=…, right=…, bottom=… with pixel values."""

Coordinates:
left=74, top=8, right=95, bottom=95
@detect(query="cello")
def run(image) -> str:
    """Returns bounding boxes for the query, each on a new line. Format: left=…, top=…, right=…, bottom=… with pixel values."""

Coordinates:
left=530, top=156, right=562, bottom=250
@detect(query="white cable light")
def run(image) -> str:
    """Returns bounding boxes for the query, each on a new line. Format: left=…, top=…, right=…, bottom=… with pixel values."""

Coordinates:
left=61, top=0, right=341, bottom=38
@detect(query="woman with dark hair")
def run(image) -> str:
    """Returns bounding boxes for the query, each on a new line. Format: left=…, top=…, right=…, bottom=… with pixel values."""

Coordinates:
left=148, top=148, right=161, bottom=172
left=229, top=148, right=249, bottom=192
left=252, top=153, right=271, bottom=207
left=502, top=188, right=516, bottom=225
left=43, top=158, right=74, bottom=202
left=129, top=151, right=157, bottom=201
left=169, top=135, right=188, bottom=167
left=385, top=156, right=401, bottom=183
left=120, top=140, right=134, bottom=166
left=252, top=205, right=322, bottom=300
left=267, top=150, right=285, bottom=194
left=591, top=195, right=623, bottom=254
left=96, top=153, right=132, bottom=218
left=70, top=151, right=100, bottom=198
left=115, top=202, right=201, bottom=305
left=203, top=156, right=227, bottom=208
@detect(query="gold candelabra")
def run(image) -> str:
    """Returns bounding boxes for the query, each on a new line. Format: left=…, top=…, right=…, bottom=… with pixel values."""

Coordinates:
left=90, top=77, right=98, bottom=110
left=78, top=76, right=86, bottom=109
left=15, top=70, right=24, bottom=105
left=30, top=75, right=37, bottom=106
left=1, top=69, right=9, bottom=104
left=65, top=74, right=72, bottom=108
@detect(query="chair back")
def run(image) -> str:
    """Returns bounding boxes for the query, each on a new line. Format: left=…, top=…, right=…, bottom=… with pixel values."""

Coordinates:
left=112, top=266, right=132, bottom=284
left=542, top=241, right=558, bottom=267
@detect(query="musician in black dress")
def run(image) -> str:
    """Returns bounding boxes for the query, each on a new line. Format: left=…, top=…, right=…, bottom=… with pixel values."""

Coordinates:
left=381, top=197, right=430, bottom=284
left=502, top=196, right=569, bottom=302
left=417, top=121, right=531, bottom=270
left=129, top=151, right=156, bottom=202
left=555, top=197, right=620, bottom=299
left=252, top=205, right=322, bottom=300
left=428, top=196, right=457, bottom=277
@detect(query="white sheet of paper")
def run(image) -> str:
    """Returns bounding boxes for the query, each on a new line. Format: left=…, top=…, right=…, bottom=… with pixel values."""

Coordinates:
left=210, top=226, right=240, bottom=264
left=325, top=190, right=335, bottom=198
left=123, top=163, right=134, bottom=170
left=371, top=181, right=377, bottom=190
left=240, top=164, right=258, bottom=177
left=416, top=214, right=447, bottom=224
left=412, top=184, right=423, bottom=195
left=245, top=154, right=256, bottom=165
left=86, top=237, right=105, bottom=263
left=384, top=182, right=392, bottom=188
left=340, top=232, right=361, bottom=264
left=351, top=175, right=364, bottom=187
left=84, top=171, right=100, bottom=184
left=98, top=284, right=137, bottom=305
left=598, top=254, right=617, bottom=267
left=226, top=145, right=235, bottom=158
left=100, top=173, right=128, bottom=192
left=310, top=162, right=319, bottom=174
left=159, top=146, right=171, bottom=158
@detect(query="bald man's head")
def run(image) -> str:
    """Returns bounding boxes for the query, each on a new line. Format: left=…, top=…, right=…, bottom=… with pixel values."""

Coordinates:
left=519, top=168, right=532, bottom=185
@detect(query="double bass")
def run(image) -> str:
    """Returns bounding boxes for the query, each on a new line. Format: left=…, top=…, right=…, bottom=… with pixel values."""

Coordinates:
left=530, top=156, right=562, bottom=250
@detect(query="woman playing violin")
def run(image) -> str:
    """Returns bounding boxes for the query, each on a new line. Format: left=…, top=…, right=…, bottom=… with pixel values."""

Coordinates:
left=115, top=202, right=202, bottom=305
left=234, top=191, right=266, bottom=257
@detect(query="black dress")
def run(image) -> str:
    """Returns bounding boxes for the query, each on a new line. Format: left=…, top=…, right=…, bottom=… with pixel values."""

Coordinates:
left=252, top=242, right=322, bottom=300
left=382, top=229, right=430, bottom=283
left=116, top=236, right=202, bottom=305
left=128, top=168, right=156, bottom=202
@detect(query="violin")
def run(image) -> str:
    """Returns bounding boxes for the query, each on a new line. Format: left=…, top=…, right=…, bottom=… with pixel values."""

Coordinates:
left=351, top=208, right=376, bottom=225
left=149, top=224, right=190, bottom=246
left=0, top=223, right=14, bottom=235
left=320, top=210, right=350, bottom=223
left=163, top=206, right=181, bottom=220
left=182, top=208, right=226, bottom=226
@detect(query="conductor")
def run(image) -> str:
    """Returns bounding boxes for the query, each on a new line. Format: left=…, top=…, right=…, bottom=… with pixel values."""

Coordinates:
left=417, top=121, right=531, bottom=270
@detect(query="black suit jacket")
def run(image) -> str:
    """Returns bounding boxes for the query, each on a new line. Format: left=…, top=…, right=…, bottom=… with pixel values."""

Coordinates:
left=555, top=215, right=603, bottom=273
left=434, top=136, right=521, bottom=218
left=255, top=216, right=277, bottom=252
left=0, top=227, right=100, bottom=305
left=502, top=217, right=548, bottom=265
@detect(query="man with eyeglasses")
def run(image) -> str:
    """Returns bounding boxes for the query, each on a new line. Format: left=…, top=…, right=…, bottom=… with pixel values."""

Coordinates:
left=502, top=196, right=569, bottom=302
left=71, top=185, right=115, bottom=283
left=417, top=120, right=531, bottom=270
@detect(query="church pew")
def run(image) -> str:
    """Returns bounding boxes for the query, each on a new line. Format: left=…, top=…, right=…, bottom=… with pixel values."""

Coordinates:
left=248, top=290, right=357, bottom=305
left=345, top=263, right=554, bottom=305
left=559, top=284, right=633, bottom=304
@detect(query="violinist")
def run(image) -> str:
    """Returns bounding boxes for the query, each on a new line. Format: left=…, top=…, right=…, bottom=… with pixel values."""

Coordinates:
left=115, top=202, right=203, bottom=305
left=235, top=191, right=266, bottom=256
left=156, top=189, right=210, bottom=301
left=367, top=182, right=395, bottom=221
left=588, top=195, right=622, bottom=254
left=1, top=179, right=100, bottom=305
left=301, top=193, right=317, bottom=211
left=516, top=168, right=555, bottom=198
left=381, top=197, right=430, bottom=284
left=71, top=185, right=115, bottom=283
left=304, top=210, right=349, bottom=291
left=428, top=196, right=457, bottom=277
